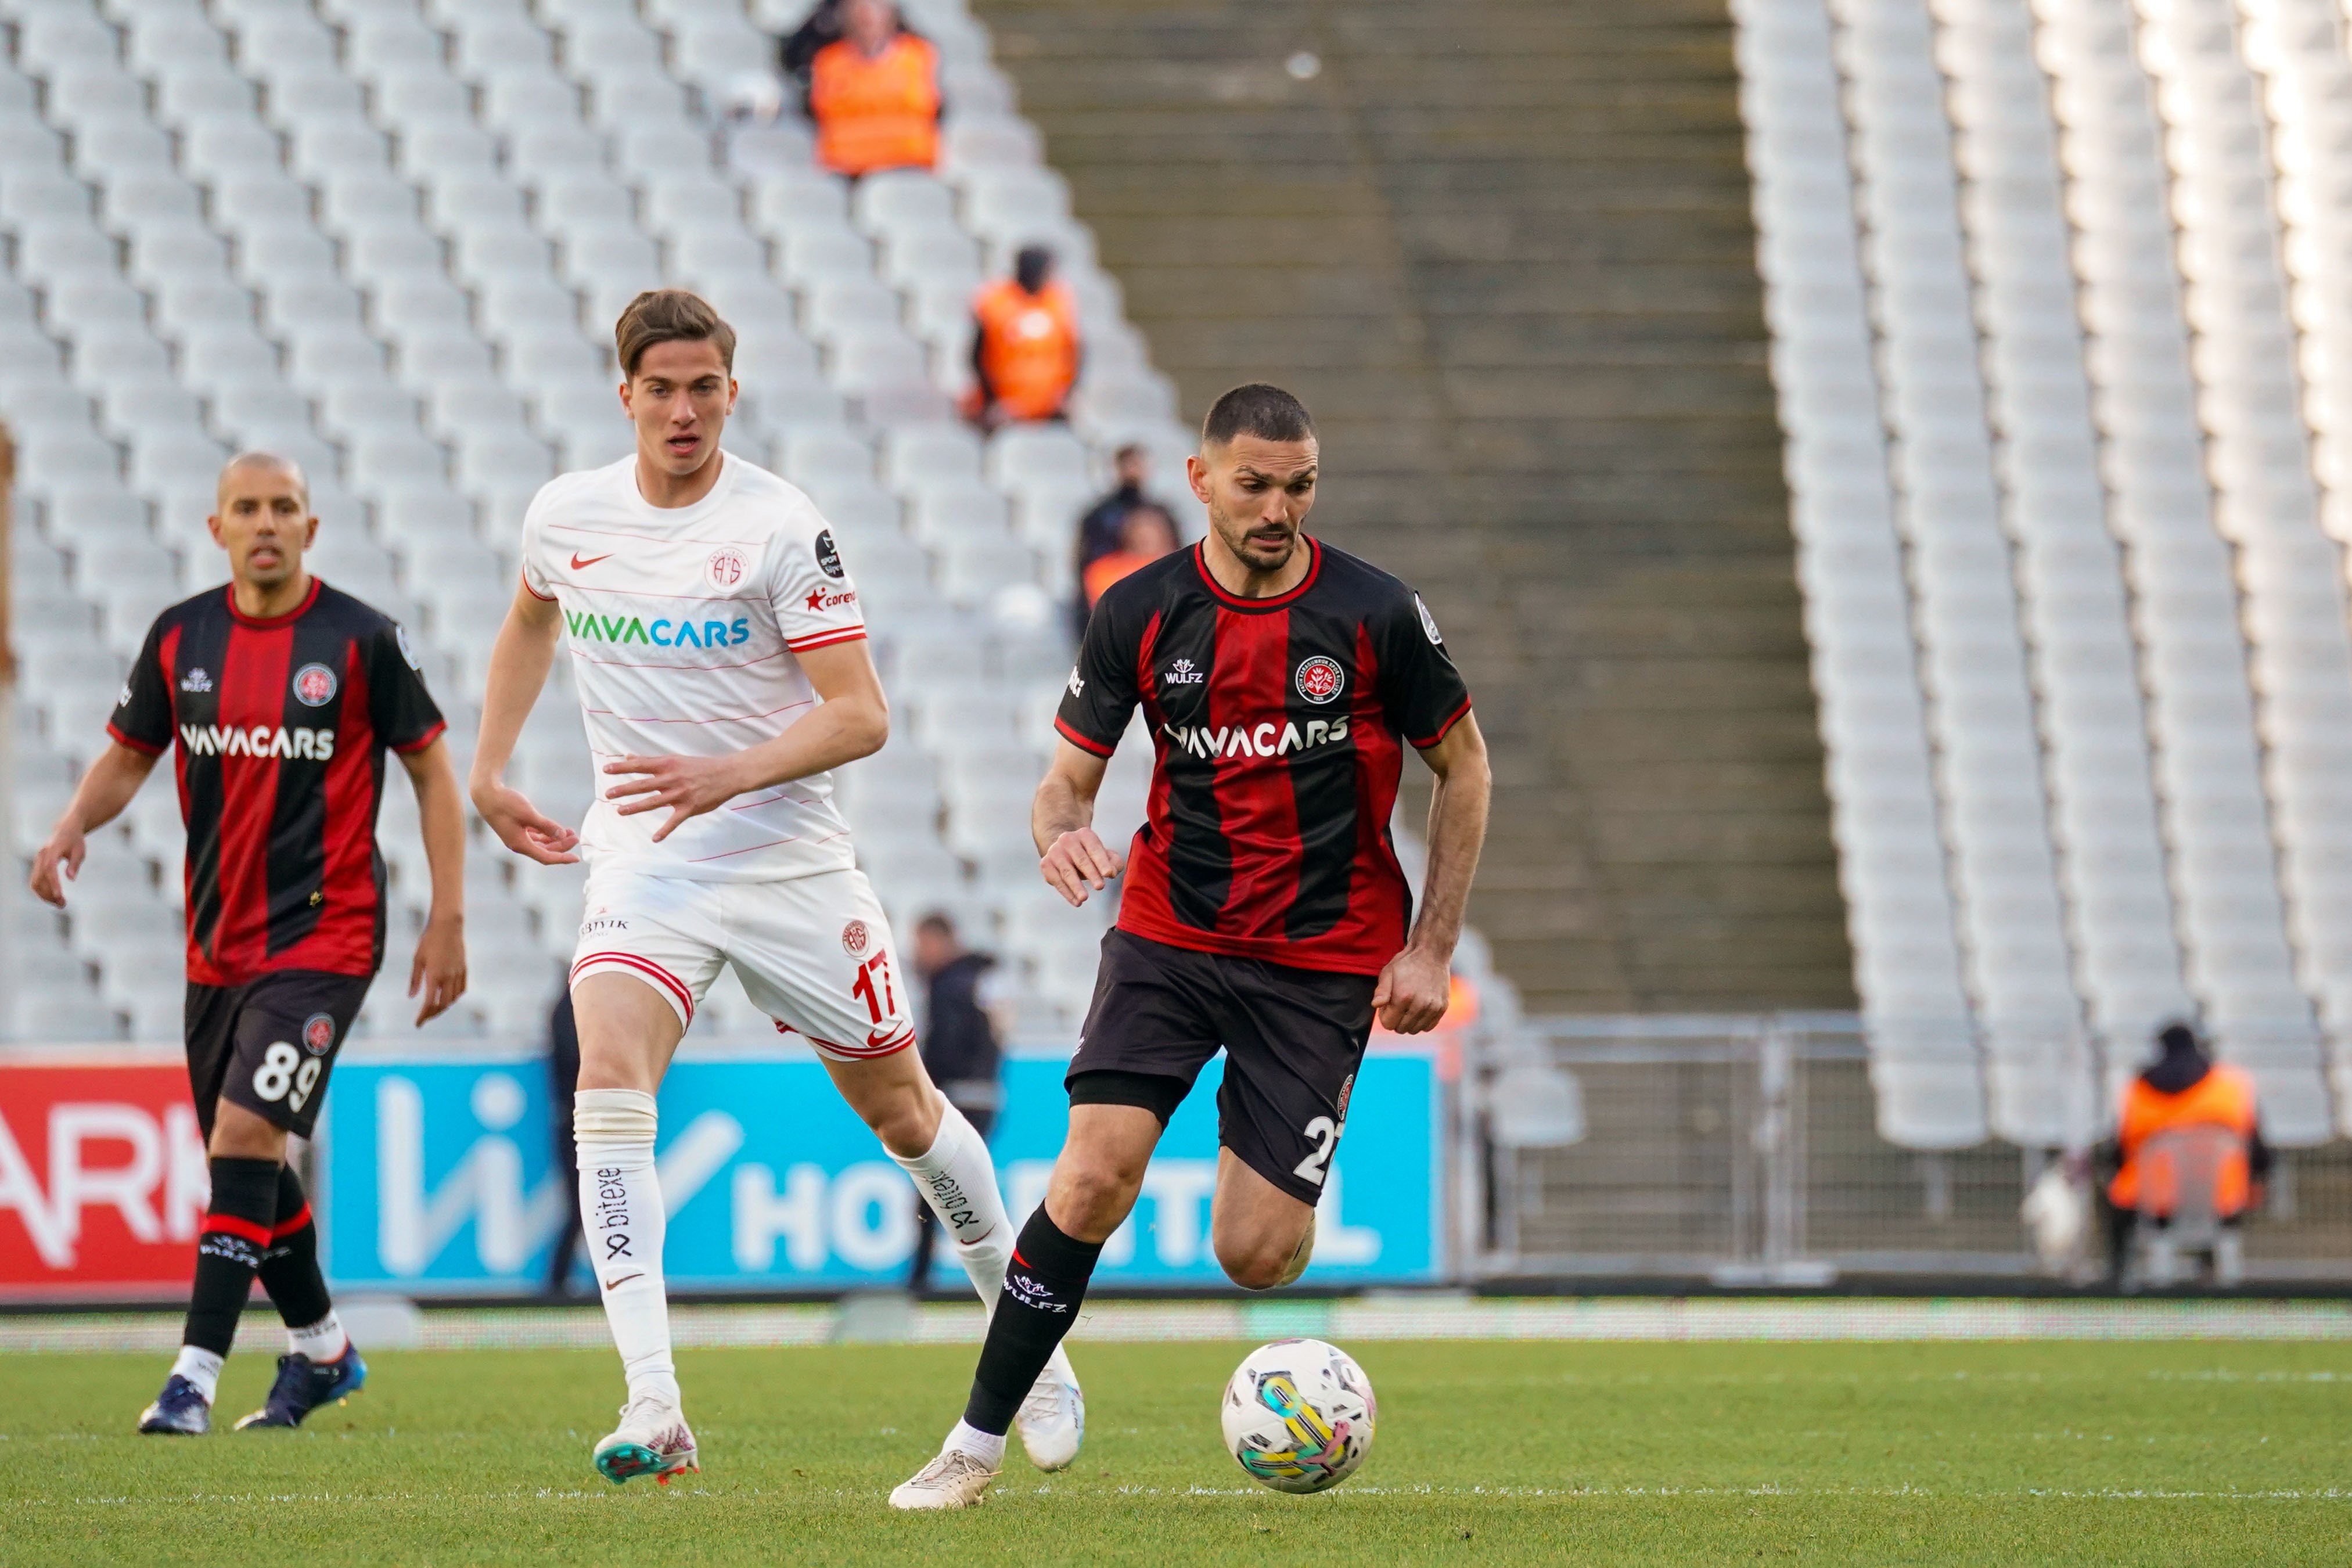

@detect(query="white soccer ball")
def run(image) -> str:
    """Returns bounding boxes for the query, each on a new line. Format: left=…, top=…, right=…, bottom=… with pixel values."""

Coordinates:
left=1220, top=1338, right=1376, bottom=1494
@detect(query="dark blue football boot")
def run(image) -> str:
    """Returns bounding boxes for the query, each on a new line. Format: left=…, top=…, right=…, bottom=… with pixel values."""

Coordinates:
left=233, top=1344, right=367, bottom=1429
left=136, top=1374, right=211, bottom=1435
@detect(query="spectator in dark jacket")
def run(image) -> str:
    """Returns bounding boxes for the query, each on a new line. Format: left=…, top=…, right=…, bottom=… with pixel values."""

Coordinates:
left=779, top=0, right=844, bottom=86
left=907, top=912, right=1008, bottom=1296
left=1071, top=443, right=1157, bottom=636
left=1083, top=502, right=1179, bottom=612
left=544, top=991, right=585, bottom=1297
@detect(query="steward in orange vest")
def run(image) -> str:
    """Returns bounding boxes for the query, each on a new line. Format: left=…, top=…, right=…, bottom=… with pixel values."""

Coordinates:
left=967, top=246, right=1080, bottom=426
left=2099, top=1022, right=2271, bottom=1278
left=810, top=0, right=939, bottom=177
left=2109, top=1026, right=2267, bottom=1216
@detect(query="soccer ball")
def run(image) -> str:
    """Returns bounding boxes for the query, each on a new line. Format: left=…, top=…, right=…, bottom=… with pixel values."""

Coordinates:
left=1220, top=1339, right=1376, bottom=1494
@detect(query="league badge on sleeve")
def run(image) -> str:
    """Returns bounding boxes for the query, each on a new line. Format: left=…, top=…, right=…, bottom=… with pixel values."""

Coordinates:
left=815, top=529, right=845, bottom=579
left=1414, top=593, right=1444, bottom=645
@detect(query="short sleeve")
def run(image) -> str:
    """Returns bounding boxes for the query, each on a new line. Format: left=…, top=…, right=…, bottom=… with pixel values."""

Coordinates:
left=772, top=513, right=868, bottom=654
left=107, top=615, right=174, bottom=756
left=1377, top=589, right=1472, bottom=749
left=1054, top=588, right=1143, bottom=757
left=518, top=481, right=557, bottom=601
left=368, top=620, right=448, bottom=754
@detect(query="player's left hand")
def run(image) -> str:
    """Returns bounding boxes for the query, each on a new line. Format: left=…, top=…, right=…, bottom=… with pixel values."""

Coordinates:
left=603, top=753, right=747, bottom=842
left=411, top=911, right=467, bottom=1024
left=1371, top=945, right=1452, bottom=1034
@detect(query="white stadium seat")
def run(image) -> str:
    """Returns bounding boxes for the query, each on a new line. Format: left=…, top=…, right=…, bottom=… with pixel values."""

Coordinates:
left=0, top=0, right=1206, bottom=1045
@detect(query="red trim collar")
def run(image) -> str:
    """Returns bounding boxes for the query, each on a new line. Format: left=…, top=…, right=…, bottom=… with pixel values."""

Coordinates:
left=1191, top=537, right=1321, bottom=610
left=225, top=576, right=322, bottom=628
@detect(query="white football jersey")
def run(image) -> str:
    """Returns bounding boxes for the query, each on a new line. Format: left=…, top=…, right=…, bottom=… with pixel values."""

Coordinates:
left=519, top=452, right=868, bottom=882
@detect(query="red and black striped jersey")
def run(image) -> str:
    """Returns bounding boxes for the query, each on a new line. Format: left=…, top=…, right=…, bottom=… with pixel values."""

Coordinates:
left=1055, top=537, right=1472, bottom=976
left=106, top=578, right=447, bottom=987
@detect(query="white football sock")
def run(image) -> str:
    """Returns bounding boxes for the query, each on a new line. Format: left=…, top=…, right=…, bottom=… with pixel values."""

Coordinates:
left=288, top=1311, right=347, bottom=1363
left=888, top=1102, right=1012, bottom=1310
left=945, top=1418, right=1006, bottom=1468
left=574, top=1089, right=679, bottom=1407
left=171, top=1345, right=224, bottom=1404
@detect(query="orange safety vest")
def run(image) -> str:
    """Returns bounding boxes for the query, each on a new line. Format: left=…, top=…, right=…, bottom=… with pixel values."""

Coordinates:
left=810, top=34, right=939, bottom=175
left=2109, top=1063, right=2257, bottom=1215
left=973, top=278, right=1079, bottom=420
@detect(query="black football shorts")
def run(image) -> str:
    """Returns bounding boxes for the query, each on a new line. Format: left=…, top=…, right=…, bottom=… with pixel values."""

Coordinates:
left=1067, top=929, right=1376, bottom=1206
left=185, top=970, right=372, bottom=1141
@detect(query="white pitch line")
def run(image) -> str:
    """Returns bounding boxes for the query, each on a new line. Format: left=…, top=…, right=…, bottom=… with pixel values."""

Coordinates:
left=6, top=1297, right=2352, bottom=1354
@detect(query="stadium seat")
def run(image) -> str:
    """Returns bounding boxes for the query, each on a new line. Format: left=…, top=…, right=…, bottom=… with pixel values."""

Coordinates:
left=0, top=0, right=1191, bottom=1042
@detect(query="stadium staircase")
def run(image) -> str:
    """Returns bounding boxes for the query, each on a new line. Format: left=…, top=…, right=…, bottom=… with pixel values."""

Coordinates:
left=967, top=0, right=1859, bottom=1018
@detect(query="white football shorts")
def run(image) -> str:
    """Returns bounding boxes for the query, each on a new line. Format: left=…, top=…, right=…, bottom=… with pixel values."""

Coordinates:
left=568, top=866, right=916, bottom=1062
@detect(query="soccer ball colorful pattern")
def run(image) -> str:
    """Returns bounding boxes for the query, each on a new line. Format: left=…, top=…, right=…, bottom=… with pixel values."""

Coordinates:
left=1220, top=1339, right=1376, bottom=1494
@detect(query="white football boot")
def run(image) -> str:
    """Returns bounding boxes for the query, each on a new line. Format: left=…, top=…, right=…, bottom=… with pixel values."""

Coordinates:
left=889, top=1445, right=999, bottom=1510
left=592, top=1391, right=699, bottom=1486
left=1013, top=1344, right=1085, bottom=1471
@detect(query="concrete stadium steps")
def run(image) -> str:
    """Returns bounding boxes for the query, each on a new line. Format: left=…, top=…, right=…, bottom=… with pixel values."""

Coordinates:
left=972, top=0, right=1851, bottom=1012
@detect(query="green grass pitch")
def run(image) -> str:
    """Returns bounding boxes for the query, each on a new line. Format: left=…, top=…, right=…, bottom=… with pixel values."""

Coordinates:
left=4, top=1339, right=2349, bottom=1565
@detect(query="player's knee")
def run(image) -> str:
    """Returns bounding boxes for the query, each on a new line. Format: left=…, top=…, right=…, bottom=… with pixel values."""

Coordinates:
left=1215, top=1232, right=1297, bottom=1292
left=1049, top=1159, right=1145, bottom=1239
left=208, top=1102, right=287, bottom=1161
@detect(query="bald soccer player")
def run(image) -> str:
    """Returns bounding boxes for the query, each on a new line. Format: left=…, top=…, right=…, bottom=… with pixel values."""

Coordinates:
left=31, top=452, right=469, bottom=1435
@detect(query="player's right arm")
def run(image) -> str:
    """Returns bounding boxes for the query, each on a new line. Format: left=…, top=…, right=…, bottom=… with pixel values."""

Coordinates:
left=1033, top=741, right=1122, bottom=906
left=1035, top=581, right=1144, bottom=906
left=34, top=612, right=176, bottom=906
left=28, top=743, right=161, bottom=907
left=468, top=576, right=581, bottom=865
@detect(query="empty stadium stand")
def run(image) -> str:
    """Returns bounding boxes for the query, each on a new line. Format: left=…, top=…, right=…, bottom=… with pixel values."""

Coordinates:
left=1733, top=0, right=2352, bottom=1143
left=3, top=0, right=1402, bottom=1047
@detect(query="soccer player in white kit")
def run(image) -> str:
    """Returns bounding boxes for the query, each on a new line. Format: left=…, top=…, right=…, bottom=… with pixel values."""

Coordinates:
left=470, top=290, right=1083, bottom=1486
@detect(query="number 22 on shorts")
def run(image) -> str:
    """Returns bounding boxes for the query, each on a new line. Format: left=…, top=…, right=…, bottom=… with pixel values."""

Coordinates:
left=1294, top=1115, right=1340, bottom=1186
left=253, top=1040, right=325, bottom=1112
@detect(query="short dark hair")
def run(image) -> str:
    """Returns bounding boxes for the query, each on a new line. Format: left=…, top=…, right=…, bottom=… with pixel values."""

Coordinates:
left=1202, top=383, right=1314, bottom=448
left=916, top=911, right=957, bottom=940
left=614, top=289, right=736, bottom=379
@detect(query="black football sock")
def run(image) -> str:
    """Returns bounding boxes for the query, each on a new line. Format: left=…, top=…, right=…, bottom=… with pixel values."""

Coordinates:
left=962, top=1207, right=1103, bottom=1437
left=257, top=1164, right=333, bottom=1332
left=182, top=1157, right=279, bottom=1358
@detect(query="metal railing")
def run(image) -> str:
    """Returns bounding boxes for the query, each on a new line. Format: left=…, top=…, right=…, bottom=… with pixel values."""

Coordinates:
left=1462, top=1015, right=2352, bottom=1285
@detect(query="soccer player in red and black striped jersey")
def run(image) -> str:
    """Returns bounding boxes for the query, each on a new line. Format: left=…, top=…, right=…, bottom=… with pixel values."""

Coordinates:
left=892, top=384, right=1491, bottom=1509
left=28, top=452, right=469, bottom=1437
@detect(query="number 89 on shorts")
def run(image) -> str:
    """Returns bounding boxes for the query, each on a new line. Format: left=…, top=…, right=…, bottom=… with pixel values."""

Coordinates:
left=252, top=1040, right=326, bottom=1113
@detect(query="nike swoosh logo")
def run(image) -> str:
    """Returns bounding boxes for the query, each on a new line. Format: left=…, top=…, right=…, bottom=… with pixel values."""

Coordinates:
left=955, top=1225, right=998, bottom=1249
left=571, top=552, right=613, bottom=569
left=606, top=1271, right=643, bottom=1288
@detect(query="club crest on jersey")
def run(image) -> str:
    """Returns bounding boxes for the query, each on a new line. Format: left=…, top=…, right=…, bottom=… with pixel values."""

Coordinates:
left=292, top=663, right=338, bottom=707
left=1162, top=658, right=1204, bottom=686
left=706, top=546, right=747, bottom=589
left=841, top=919, right=870, bottom=956
left=1294, top=655, right=1345, bottom=704
left=301, top=1012, right=336, bottom=1056
left=815, top=528, right=845, bottom=580
left=179, top=667, right=213, bottom=693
